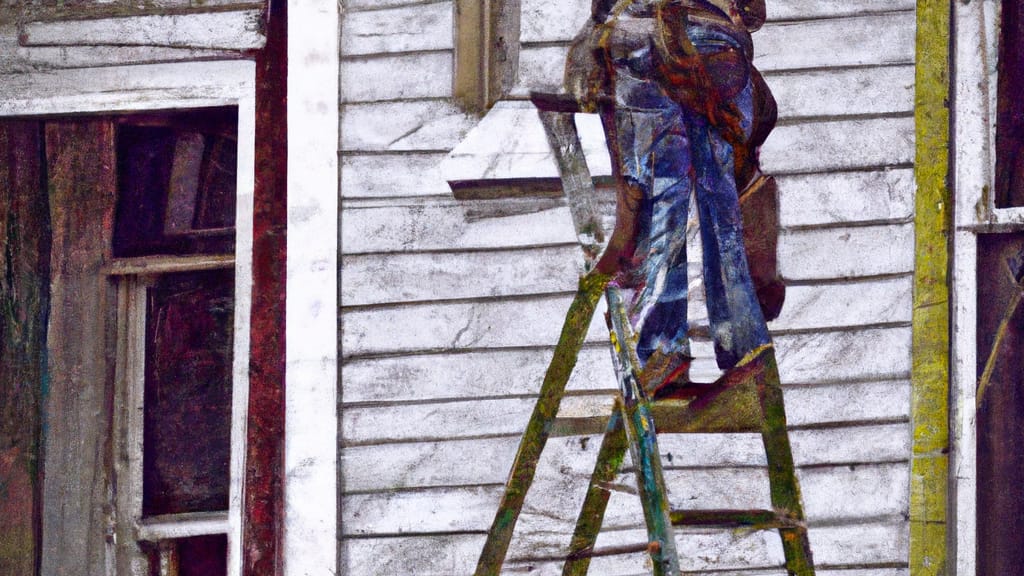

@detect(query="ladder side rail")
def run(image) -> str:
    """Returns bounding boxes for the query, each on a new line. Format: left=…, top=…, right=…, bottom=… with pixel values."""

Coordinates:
left=605, top=286, right=681, bottom=576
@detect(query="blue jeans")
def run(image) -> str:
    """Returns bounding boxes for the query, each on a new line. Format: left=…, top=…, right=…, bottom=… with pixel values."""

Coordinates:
left=610, top=24, right=770, bottom=370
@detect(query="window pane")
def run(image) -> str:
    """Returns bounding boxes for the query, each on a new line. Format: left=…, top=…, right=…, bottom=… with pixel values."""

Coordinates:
left=995, top=0, right=1024, bottom=207
left=114, top=107, right=237, bottom=256
left=144, top=534, right=228, bottom=576
left=142, top=269, right=233, bottom=516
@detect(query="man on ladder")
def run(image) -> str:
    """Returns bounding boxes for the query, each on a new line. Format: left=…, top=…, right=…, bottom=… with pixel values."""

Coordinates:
left=566, top=0, right=781, bottom=398
left=474, top=1, right=815, bottom=574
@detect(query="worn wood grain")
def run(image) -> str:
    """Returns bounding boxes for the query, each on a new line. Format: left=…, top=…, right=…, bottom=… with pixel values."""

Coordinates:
left=341, top=1, right=453, bottom=56
left=341, top=100, right=476, bottom=152
left=0, top=26, right=235, bottom=74
left=20, top=9, right=265, bottom=50
left=339, top=523, right=907, bottom=575
left=0, top=60, right=255, bottom=117
left=516, top=13, right=914, bottom=92
left=777, top=169, right=915, bottom=228
left=765, top=65, right=915, bottom=120
left=340, top=152, right=453, bottom=199
left=340, top=203, right=576, bottom=254
left=40, top=118, right=117, bottom=576
left=341, top=422, right=909, bottom=492
left=441, top=104, right=911, bottom=185
left=518, top=0, right=915, bottom=43
left=340, top=52, right=452, bottom=102
left=0, top=120, right=47, bottom=576
left=778, top=223, right=915, bottom=281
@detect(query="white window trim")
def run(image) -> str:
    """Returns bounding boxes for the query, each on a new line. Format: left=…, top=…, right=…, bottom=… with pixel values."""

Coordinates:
left=0, top=59, right=256, bottom=576
left=950, top=0, right=1006, bottom=574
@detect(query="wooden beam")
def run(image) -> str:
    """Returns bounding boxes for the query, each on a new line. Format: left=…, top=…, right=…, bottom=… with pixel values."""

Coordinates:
left=20, top=10, right=266, bottom=50
left=909, top=0, right=951, bottom=572
left=453, top=0, right=521, bottom=113
left=40, top=118, right=118, bottom=576
left=0, top=119, right=47, bottom=576
left=244, top=1, right=287, bottom=574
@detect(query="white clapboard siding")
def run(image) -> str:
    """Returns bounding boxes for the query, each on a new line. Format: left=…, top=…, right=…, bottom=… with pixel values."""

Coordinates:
left=515, top=12, right=915, bottom=92
left=341, top=284, right=910, bottom=356
left=19, top=10, right=264, bottom=50
left=341, top=51, right=453, bottom=102
left=341, top=422, right=909, bottom=492
left=341, top=523, right=907, bottom=575
left=340, top=1, right=453, bottom=56
left=340, top=152, right=454, bottom=199
left=342, top=460, right=905, bottom=535
left=340, top=374, right=908, bottom=446
left=778, top=223, right=915, bottom=281
left=778, top=168, right=915, bottom=227
left=341, top=203, right=576, bottom=254
left=766, top=65, right=915, bottom=120
left=0, top=27, right=233, bottom=74
left=341, top=100, right=477, bottom=152
left=519, top=0, right=916, bottom=43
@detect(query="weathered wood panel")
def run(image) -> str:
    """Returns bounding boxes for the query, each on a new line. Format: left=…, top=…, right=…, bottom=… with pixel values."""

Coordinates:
left=516, top=12, right=915, bottom=92
left=340, top=152, right=453, bottom=199
left=0, top=120, right=47, bottom=576
left=20, top=9, right=265, bottom=50
left=778, top=169, right=915, bottom=228
left=340, top=1, right=453, bottom=56
left=340, top=203, right=576, bottom=254
left=761, top=117, right=914, bottom=174
left=0, top=61, right=254, bottom=117
left=341, top=100, right=476, bottom=152
left=0, top=25, right=235, bottom=74
left=518, top=0, right=915, bottom=43
left=339, top=525, right=907, bottom=575
left=778, top=223, right=915, bottom=281
left=340, top=377, right=908, bottom=446
left=341, top=423, right=909, bottom=491
left=40, top=118, right=117, bottom=576
left=766, top=65, right=915, bottom=119
left=340, top=52, right=452, bottom=102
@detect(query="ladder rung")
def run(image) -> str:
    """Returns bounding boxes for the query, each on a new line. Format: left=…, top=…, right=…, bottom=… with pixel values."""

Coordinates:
left=565, top=541, right=655, bottom=561
left=670, top=509, right=801, bottom=530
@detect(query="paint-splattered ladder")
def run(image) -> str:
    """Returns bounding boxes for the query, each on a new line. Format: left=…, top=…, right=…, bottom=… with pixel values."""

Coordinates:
left=471, top=95, right=815, bottom=576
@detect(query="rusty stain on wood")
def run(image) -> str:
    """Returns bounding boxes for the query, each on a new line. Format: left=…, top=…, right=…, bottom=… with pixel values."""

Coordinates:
left=0, top=119, right=48, bottom=576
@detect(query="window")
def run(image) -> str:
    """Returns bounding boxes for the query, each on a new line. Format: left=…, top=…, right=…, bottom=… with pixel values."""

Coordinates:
left=107, top=108, right=247, bottom=576
left=995, top=0, right=1024, bottom=207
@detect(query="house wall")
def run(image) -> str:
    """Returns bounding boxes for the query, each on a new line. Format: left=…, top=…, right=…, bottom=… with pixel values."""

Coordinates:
left=339, top=1, right=917, bottom=574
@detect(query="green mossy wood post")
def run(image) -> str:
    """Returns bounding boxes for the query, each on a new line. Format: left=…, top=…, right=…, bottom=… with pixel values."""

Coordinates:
left=0, top=120, right=48, bottom=575
left=910, top=0, right=951, bottom=573
left=474, top=271, right=610, bottom=576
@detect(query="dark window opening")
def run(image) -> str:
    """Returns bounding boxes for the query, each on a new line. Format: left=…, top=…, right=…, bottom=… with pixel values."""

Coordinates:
left=995, top=0, right=1024, bottom=207
left=142, top=269, right=234, bottom=517
left=114, top=107, right=238, bottom=257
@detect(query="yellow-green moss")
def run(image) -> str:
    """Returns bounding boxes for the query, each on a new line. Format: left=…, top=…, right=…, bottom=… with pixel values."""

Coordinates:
left=910, top=0, right=951, bottom=572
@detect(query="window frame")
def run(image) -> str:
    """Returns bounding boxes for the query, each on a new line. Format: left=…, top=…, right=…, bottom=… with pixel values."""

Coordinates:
left=0, top=60, right=256, bottom=576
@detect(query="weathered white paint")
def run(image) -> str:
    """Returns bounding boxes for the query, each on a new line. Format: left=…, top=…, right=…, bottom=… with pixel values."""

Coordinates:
left=285, top=0, right=339, bottom=574
left=341, top=99, right=476, bottom=152
left=949, top=0, right=999, bottom=573
left=340, top=51, right=452, bottom=102
left=777, top=169, right=915, bottom=228
left=340, top=152, right=454, bottom=199
left=518, top=0, right=916, bottom=43
left=778, top=223, right=915, bottom=281
left=20, top=10, right=265, bottom=50
left=0, top=60, right=253, bottom=116
left=441, top=102, right=912, bottom=187
left=515, top=12, right=915, bottom=93
left=340, top=1, right=453, bottom=56
left=0, top=25, right=234, bottom=73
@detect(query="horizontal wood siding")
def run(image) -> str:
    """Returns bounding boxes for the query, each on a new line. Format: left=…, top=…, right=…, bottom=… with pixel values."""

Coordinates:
left=338, top=0, right=914, bottom=573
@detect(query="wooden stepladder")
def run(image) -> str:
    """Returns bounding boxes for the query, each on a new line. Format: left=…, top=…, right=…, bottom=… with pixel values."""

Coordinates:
left=472, top=95, right=815, bottom=576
